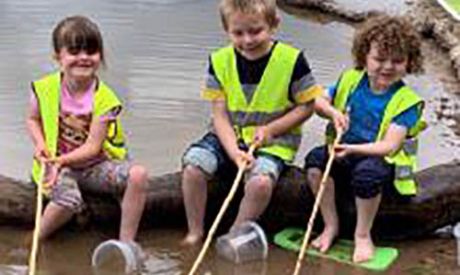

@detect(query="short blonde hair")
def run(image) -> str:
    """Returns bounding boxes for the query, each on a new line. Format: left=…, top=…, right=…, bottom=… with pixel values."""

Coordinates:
left=352, top=14, right=423, bottom=74
left=219, top=0, right=278, bottom=31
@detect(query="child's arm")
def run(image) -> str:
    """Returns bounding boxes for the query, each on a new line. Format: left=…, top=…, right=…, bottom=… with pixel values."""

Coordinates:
left=335, top=124, right=407, bottom=157
left=212, top=99, right=254, bottom=168
left=254, top=102, right=314, bottom=145
left=314, top=91, right=349, bottom=132
left=53, top=117, right=109, bottom=167
left=26, top=95, right=49, bottom=161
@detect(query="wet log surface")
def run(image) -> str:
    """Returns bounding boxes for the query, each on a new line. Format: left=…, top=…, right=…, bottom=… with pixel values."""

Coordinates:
left=1, top=161, right=459, bottom=240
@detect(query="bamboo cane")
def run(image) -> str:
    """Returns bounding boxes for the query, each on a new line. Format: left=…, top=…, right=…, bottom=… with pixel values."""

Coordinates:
left=188, top=144, right=257, bottom=275
left=28, top=164, right=46, bottom=275
left=292, top=132, right=342, bottom=275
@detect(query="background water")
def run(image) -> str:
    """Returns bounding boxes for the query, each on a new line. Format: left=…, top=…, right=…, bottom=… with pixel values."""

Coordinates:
left=0, top=0, right=459, bottom=274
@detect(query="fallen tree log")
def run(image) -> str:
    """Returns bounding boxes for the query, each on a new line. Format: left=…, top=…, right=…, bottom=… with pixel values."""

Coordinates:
left=1, top=161, right=460, bottom=240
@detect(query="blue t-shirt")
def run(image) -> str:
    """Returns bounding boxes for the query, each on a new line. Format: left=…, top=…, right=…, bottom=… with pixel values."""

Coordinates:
left=328, top=74, right=420, bottom=144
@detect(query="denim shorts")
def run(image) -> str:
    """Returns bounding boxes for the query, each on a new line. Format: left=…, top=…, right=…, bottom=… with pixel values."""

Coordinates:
left=304, top=145, right=395, bottom=199
left=182, top=132, right=285, bottom=183
left=49, top=159, right=131, bottom=213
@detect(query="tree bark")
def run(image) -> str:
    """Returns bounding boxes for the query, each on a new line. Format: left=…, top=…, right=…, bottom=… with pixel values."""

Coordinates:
left=1, top=161, right=459, bottom=240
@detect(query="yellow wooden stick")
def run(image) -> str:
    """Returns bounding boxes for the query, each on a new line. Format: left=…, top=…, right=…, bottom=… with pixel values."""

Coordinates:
left=292, top=132, right=342, bottom=275
left=188, top=144, right=257, bottom=275
left=28, top=164, right=46, bottom=275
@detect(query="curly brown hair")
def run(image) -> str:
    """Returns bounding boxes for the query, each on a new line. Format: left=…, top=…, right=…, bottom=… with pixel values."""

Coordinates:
left=352, top=14, right=423, bottom=74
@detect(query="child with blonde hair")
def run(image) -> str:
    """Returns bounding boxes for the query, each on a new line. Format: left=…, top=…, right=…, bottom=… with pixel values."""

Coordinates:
left=181, top=0, right=325, bottom=245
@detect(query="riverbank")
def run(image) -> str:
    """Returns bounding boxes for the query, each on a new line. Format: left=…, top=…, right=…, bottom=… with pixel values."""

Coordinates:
left=279, top=0, right=460, bottom=80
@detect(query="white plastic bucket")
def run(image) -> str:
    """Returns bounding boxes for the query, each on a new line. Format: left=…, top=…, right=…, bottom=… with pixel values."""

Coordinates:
left=91, top=240, right=143, bottom=274
left=0, top=264, right=28, bottom=275
left=453, top=222, right=460, bottom=266
left=215, top=221, right=268, bottom=264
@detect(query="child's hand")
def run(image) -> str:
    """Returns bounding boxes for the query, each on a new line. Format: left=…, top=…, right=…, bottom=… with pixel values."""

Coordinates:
left=253, top=126, right=273, bottom=147
left=231, top=149, right=255, bottom=170
left=333, top=144, right=352, bottom=159
left=33, top=144, right=51, bottom=163
left=331, top=109, right=349, bottom=134
left=42, top=159, right=62, bottom=188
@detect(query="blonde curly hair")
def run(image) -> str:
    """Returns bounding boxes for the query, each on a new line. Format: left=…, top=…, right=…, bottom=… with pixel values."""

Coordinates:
left=352, top=14, right=424, bottom=74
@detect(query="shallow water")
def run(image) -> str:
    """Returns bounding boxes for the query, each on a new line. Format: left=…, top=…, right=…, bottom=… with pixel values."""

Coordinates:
left=0, top=0, right=459, bottom=274
left=334, top=0, right=408, bottom=14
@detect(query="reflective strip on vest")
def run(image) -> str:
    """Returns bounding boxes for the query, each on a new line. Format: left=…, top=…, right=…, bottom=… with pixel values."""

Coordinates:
left=332, top=69, right=425, bottom=195
left=30, top=72, right=127, bottom=187
left=211, top=42, right=301, bottom=161
left=229, top=109, right=292, bottom=126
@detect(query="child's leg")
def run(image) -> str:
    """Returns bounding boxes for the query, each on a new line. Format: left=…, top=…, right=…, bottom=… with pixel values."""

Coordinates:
left=353, top=195, right=381, bottom=263
left=305, top=146, right=339, bottom=253
left=307, top=168, right=338, bottom=253
left=39, top=203, right=74, bottom=240
left=119, top=164, right=148, bottom=242
left=181, top=163, right=208, bottom=245
left=232, top=154, right=282, bottom=228
left=181, top=133, right=222, bottom=245
left=350, top=156, right=393, bottom=263
left=40, top=168, right=84, bottom=240
left=232, top=174, right=273, bottom=227
left=78, top=160, right=148, bottom=242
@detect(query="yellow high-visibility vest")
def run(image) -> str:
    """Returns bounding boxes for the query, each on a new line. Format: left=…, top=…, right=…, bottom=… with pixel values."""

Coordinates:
left=211, top=42, right=302, bottom=161
left=329, top=69, right=426, bottom=195
left=31, top=72, right=127, bottom=186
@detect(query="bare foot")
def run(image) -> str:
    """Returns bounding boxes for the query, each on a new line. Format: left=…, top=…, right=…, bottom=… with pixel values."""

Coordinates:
left=353, top=236, right=375, bottom=263
left=311, top=226, right=338, bottom=253
left=180, top=233, right=203, bottom=247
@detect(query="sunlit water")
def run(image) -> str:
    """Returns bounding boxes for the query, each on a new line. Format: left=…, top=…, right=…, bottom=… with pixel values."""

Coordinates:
left=0, top=0, right=459, bottom=274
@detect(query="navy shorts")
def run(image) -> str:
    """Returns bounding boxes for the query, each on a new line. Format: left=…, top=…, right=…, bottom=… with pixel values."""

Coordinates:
left=304, top=145, right=396, bottom=199
left=182, top=132, right=285, bottom=183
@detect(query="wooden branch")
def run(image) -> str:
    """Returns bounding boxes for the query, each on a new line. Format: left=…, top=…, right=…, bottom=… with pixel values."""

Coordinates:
left=1, top=161, right=460, bottom=240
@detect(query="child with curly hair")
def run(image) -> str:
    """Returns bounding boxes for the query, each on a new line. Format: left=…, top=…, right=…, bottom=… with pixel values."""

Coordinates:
left=306, top=14, right=426, bottom=262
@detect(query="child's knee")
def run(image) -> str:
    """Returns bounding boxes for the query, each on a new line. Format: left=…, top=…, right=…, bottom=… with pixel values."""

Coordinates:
left=307, top=168, right=322, bottom=185
left=50, top=169, right=84, bottom=213
left=246, top=175, right=273, bottom=196
left=182, top=146, right=218, bottom=176
left=353, top=157, right=392, bottom=198
left=128, top=164, right=148, bottom=189
left=183, top=164, right=206, bottom=179
left=52, top=193, right=84, bottom=213
left=247, top=155, right=283, bottom=183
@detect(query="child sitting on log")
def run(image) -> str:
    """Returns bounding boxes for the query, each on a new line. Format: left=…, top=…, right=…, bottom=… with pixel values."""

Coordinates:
left=306, top=14, right=426, bottom=262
